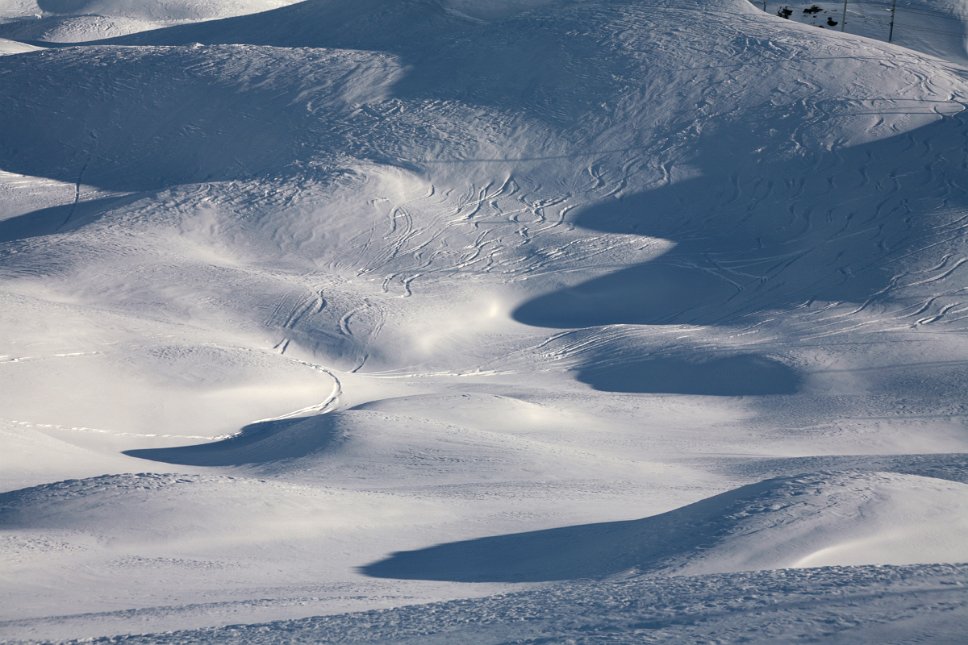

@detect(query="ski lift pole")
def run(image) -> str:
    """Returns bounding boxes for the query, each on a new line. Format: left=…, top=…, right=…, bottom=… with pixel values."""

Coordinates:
left=888, top=0, right=898, bottom=42
left=840, top=0, right=847, bottom=31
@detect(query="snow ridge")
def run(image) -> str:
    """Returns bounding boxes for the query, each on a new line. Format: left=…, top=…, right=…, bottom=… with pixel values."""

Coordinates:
left=1, top=0, right=968, bottom=641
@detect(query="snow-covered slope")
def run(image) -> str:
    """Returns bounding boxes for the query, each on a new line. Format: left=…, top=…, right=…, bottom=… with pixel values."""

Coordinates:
left=1, top=0, right=968, bottom=641
left=362, top=471, right=968, bottom=581
left=0, top=0, right=302, bottom=42
left=758, top=0, right=968, bottom=65
left=83, top=564, right=968, bottom=644
left=0, top=36, right=40, bottom=54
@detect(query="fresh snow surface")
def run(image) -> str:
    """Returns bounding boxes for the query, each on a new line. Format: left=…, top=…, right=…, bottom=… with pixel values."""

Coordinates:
left=0, top=37, right=40, bottom=55
left=0, top=1, right=303, bottom=42
left=758, top=0, right=968, bottom=65
left=75, top=564, right=968, bottom=644
left=1, top=0, right=968, bottom=642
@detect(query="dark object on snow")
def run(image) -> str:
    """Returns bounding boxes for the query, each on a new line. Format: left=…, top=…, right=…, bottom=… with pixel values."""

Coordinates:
left=777, top=6, right=793, bottom=18
left=827, top=17, right=838, bottom=26
left=803, top=4, right=823, bottom=14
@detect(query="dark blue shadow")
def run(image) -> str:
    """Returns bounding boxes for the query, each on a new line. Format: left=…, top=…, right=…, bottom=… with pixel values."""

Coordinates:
left=578, top=353, right=802, bottom=395
left=361, top=477, right=782, bottom=582
left=0, top=194, right=137, bottom=243
left=513, top=109, right=968, bottom=329
left=124, top=414, right=343, bottom=466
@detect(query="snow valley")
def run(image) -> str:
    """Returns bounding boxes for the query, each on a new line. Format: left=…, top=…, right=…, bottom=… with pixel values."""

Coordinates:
left=1, top=0, right=968, bottom=642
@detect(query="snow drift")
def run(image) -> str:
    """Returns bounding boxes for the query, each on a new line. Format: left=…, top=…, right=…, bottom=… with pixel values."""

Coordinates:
left=363, top=471, right=968, bottom=581
left=2, top=0, right=968, bottom=641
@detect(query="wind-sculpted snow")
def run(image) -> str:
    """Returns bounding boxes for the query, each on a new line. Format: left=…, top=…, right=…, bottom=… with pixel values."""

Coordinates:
left=0, top=473, right=447, bottom=541
left=761, top=0, right=968, bottom=65
left=0, top=45, right=402, bottom=190
left=514, top=110, right=968, bottom=329
left=123, top=414, right=345, bottom=467
left=727, top=451, right=968, bottom=483
left=362, top=471, right=968, bottom=581
left=0, top=37, right=40, bottom=55
left=2, top=0, right=968, bottom=641
left=76, top=564, right=968, bottom=644
left=0, top=1, right=303, bottom=43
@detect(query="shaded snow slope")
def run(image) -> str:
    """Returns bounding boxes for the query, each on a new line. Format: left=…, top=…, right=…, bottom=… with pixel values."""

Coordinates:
left=0, top=473, right=503, bottom=642
left=12, top=470, right=960, bottom=590
left=0, top=45, right=400, bottom=191
left=2, top=0, right=968, bottom=641
left=363, top=471, right=968, bottom=581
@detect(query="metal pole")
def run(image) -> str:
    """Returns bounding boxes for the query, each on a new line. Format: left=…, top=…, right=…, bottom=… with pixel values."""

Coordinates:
left=841, top=0, right=848, bottom=32
left=888, top=0, right=898, bottom=42
left=762, top=0, right=767, bottom=11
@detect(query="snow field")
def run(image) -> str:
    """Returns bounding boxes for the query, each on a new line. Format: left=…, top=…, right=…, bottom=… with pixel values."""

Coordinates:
left=1, top=0, right=968, bottom=641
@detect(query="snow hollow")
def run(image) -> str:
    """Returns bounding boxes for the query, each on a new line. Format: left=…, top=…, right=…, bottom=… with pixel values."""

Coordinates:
left=1, top=0, right=968, bottom=642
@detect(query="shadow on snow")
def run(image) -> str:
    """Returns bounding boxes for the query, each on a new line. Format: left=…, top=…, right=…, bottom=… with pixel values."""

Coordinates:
left=123, top=414, right=343, bottom=467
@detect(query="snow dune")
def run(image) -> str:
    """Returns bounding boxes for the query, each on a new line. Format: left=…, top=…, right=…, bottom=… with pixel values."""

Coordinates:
left=1, top=0, right=968, bottom=641
left=362, top=471, right=968, bottom=581
left=0, top=1, right=302, bottom=42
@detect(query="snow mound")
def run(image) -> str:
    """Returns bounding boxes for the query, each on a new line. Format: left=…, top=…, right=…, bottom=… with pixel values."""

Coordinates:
left=0, top=0, right=302, bottom=43
left=123, top=415, right=345, bottom=467
left=124, top=393, right=622, bottom=489
left=363, top=471, right=968, bottom=581
left=2, top=0, right=968, bottom=639
left=34, top=0, right=300, bottom=22
left=761, top=0, right=968, bottom=65
left=0, top=472, right=441, bottom=544
left=0, top=37, right=41, bottom=55
left=0, top=45, right=400, bottom=191
left=0, top=15, right=169, bottom=42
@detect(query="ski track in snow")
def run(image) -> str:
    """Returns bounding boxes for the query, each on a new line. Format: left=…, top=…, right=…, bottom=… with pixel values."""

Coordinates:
left=1, top=0, right=968, bottom=641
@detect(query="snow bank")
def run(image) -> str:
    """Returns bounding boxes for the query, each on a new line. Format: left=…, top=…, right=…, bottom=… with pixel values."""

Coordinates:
left=0, top=0, right=302, bottom=42
left=363, top=471, right=968, bottom=581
